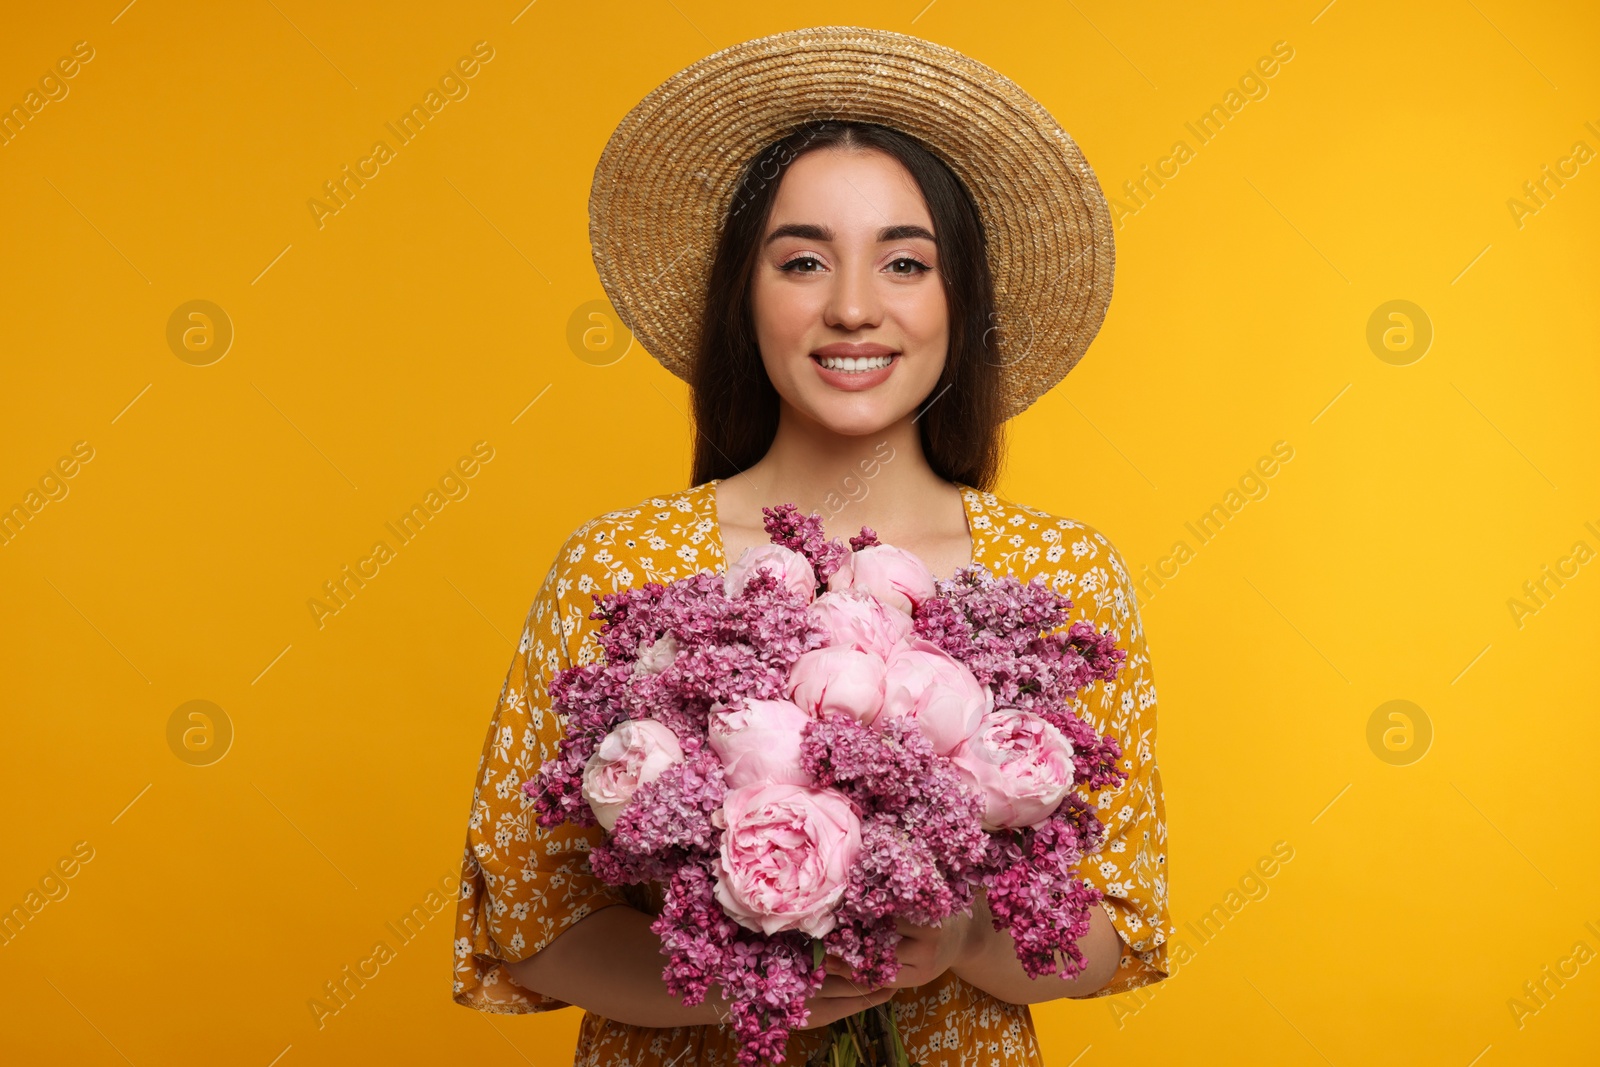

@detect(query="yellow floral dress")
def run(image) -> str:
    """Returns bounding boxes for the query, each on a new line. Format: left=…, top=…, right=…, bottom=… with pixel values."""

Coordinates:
left=452, top=479, right=1171, bottom=1064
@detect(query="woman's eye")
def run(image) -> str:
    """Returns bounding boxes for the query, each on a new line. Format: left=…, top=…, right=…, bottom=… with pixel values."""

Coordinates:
left=778, top=256, right=932, bottom=275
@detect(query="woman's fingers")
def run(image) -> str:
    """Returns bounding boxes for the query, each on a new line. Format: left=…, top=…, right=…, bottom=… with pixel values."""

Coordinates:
left=815, top=973, right=879, bottom=998
left=798, top=985, right=897, bottom=1030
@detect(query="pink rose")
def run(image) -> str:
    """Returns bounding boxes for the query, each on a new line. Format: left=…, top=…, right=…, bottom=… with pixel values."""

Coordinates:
left=581, top=719, right=685, bottom=831
left=708, top=697, right=814, bottom=788
left=827, top=544, right=938, bottom=614
left=881, top=638, right=993, bottom=755
left=712, top=783, right=862, bottom=937
left=949, top=709, right=1077, bottom=831
left=808, top=590, right=914, bottom=658
left=725, top=544, right=817, bottom=602
left=785, top=646, right=888, bottom=725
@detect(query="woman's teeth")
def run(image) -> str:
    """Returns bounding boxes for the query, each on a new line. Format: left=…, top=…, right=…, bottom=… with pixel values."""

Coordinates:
left=816, top=354, right=894, bottom=372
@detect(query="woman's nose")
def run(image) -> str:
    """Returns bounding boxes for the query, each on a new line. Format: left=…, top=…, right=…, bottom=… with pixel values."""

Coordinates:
left=824, top=259, right=883, bottom=331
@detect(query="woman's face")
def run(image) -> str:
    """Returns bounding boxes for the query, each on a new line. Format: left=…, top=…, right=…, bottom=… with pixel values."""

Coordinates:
left=750, top=147, right=949, bottom=437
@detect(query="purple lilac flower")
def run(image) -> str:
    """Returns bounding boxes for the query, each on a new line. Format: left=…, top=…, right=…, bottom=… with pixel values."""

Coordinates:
left=848, top=526, right=882, bottom=552
left=761, top=503, right=849, bottom=585
left=981, top=793, right=1109, bottom=980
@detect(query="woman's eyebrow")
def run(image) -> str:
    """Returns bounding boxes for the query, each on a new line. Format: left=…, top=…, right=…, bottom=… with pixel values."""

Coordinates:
left=764, top=222, right=937, bottom=245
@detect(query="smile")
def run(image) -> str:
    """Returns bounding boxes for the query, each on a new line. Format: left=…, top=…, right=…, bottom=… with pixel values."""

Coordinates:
left=811, top=353, right=896, bottom=372
left=809, top=352, right=900, bottom=392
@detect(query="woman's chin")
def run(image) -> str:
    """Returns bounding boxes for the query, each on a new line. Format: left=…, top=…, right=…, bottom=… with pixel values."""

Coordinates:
left=796, top=391, right=922, bottom=437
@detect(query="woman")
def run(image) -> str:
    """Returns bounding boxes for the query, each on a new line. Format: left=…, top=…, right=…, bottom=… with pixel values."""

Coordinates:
left=452, top=27, right=1169, bottom=1064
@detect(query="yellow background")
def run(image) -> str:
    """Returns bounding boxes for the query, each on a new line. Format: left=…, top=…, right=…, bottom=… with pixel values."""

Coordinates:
left=2, top=1, right=1596, bottom=1063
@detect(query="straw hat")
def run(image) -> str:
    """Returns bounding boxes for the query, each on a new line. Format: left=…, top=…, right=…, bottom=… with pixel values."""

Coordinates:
left=588, top=25, right=1115, bottom=421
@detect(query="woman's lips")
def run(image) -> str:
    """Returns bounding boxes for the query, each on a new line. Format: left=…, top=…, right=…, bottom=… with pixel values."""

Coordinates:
left=810, top=352, right=900, bottom=391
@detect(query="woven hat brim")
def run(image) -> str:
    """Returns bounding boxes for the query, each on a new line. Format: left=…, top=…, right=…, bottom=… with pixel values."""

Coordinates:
left=589, top=25, right=1115, bottom=420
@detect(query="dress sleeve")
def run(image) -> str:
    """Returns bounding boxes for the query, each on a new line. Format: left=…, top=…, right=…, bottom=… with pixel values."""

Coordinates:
left=451, top=530, right=631, bottom=1013
left=1060, top=531, right=1172, bottom=999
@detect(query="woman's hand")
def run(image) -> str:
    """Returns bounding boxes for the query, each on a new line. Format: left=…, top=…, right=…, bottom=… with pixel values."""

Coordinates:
left=885, top=908, right=981, bottom=989
left=795, top=965, right=897, bottom=1030
left=806, top=891, right=1112, bottom=1030
left=803, top=905, right=982, bottom=1024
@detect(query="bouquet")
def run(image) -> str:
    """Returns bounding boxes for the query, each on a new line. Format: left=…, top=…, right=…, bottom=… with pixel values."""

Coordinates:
left=527, top=503, right=1128, bottom=1065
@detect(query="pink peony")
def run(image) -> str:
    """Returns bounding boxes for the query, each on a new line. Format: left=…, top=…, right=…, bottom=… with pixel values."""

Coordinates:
left=581, top=719, right=686, bottom=831
left=808, top=590, right=914, bottom=658
left=949, top=708, right=1077, bottom=830
left=708, top=697, right=814, bottom=789
left=785, top=646, right=888, bottom=725
left=712, top=782, right=862, bottom=937
left=881, top=638, right=993, bottom=755
left=634, top=632, right=679, bottom=675
left=827, top=544, right=938, bottom=614
left=725, top=544, right=817, bottom=602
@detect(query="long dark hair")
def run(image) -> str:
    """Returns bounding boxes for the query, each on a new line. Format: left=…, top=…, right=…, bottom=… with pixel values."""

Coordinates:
left=688, top=121, right=1006, bottom=491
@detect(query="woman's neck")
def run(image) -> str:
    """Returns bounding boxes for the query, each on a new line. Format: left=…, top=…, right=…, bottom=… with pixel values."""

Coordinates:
left=715, top=404, right=966, bottom=549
